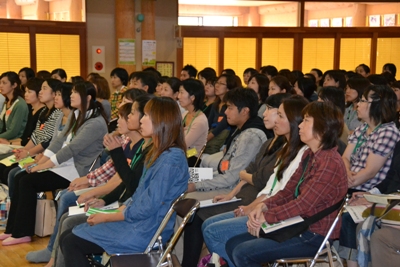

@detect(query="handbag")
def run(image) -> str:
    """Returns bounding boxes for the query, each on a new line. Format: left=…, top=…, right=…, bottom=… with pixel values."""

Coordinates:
left=35, top=199, right=56, bottom=237
left=197, top=253, right=227, bottom=267
left=259, top=200, right=342, bottom=243
left=0, top=183, right=8, bottom=201
left=259, top=155, right=342, bottom=243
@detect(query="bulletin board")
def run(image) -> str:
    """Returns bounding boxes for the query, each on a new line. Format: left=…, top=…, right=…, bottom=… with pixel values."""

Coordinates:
left=156, top=61, right=174, bottom=77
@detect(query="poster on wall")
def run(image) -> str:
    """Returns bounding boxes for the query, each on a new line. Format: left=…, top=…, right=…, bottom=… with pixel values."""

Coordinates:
left=345, top=17, right=353, bottom=27
left=142, top=40, right=156, bottom=66
left=320, top=18, right=330, bottom=27
left=369, top=15, right=381, bottom=27
left=309, top=19, right=318, bottom=27
left=118, top=39, right=135, bottom=65
left=331, top=18, right=343, bottom=27
left=383, top=14, right=396, bottom=26
left=156, top=61, right=174, bottom=77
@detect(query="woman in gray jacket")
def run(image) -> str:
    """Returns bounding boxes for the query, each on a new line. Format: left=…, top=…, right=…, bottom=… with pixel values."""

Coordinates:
left=0, top=81, right=108, bottom=246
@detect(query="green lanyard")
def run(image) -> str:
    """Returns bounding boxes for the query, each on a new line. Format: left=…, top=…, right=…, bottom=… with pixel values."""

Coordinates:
left=294, top=159, right=310, bottom=199
left=352, top=124, right=382, bottom=155
left=268, top=175, right=278, bottom=196
left=129, top=140, right=144, bottom=170
left=268, top=162, right=282, bottom=196
left=183, top=110, right=201, bottom=134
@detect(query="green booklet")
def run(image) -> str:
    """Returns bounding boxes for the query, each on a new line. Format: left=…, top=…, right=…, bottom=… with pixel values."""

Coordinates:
left=18, top=156, right=35, bottom=169
left=86, top=207, right=120, bottom=216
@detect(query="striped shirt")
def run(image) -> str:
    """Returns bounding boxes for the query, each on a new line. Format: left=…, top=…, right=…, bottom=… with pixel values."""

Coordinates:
left=30, top=108, right=63, bottom=146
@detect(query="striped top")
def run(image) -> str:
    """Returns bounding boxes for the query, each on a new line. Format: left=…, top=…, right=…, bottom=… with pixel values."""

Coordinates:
left=30, top=107, right=63, bottom=146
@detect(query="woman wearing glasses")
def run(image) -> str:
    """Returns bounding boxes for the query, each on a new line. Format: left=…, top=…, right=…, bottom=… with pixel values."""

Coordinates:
left=339, top=84, right=400, bottom=267
left=203, top=74, right=240, bottom=156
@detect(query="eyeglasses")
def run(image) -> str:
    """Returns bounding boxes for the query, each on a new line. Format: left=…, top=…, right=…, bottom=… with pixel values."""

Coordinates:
left=215, top=81, right=227, bottom=86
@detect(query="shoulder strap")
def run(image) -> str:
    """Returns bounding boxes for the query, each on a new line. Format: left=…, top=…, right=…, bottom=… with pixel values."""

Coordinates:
left=303, top=199, right=343, bottom=225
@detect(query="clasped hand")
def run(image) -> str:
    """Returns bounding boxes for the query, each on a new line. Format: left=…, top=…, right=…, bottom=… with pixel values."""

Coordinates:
left=103, top=134, right=122, bottom=151
left=247, top=203, right=267, bottom=238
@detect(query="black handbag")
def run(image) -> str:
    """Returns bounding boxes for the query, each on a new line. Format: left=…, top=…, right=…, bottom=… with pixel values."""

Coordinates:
left=259, top=200, right=342, bottom=243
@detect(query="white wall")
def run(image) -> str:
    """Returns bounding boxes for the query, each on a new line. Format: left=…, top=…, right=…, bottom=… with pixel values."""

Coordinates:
left=86, top=0, right=116, bottom=77
left=86, top=0, right=178, bottom=77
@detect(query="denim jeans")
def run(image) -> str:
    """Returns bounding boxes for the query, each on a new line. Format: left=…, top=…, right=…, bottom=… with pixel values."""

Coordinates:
left=338, top=212, right=358, bottom=261
left=47, top=189, right=78, bottom=252
left=226, top=230, right=325, bottom=267
left=202, top=212, right=248, bottom=267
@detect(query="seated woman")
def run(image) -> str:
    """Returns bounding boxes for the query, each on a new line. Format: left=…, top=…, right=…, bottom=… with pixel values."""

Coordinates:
left=0, top=77, right=47, bottom=146
left=340, top=141, right=400, bottom=267
left=18, top=67, right=35, bottom=89
left=59, top=97, right=189, bottom=267
left=0, top=77, right=47, bottom=183
left=0, top=72, right=29, bottom=141
left=322, top=70, right=346, bottom=89
left=293, top=77, right=318, bottom=102
left=178, top=78, right=208, bottom=166
left=199, top=95, right=309, bottom=267
left=225, top=101, right=348, bottom=266
left=0, top=81, right=108, bottom=245
left=181, top=93, right=290, bottom=266
left=202, top=76, right=217, bottom=119
left=247, top=73, right=269, bottom=118
left=318, top=86, right=349, bottom=147
left=51, top=68, right=67, bottom=83
left=339, top=84, right=400, bottom=267
left=27, top=95, right=153, bottom=266
left=88, top=75, right=112, bottom=122
left=0, top=78, right=63, bottom=196
left=344, top=76, right=370, bottom=132
left=267, top=75, right=295, bottom=96
left=160, top=77, right=184, bottom=114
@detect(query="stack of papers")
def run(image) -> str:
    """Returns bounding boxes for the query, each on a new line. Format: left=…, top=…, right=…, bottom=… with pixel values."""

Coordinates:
left=261, top=216, right=304, bottom=234
left=68, top=201, right=119, bottom=216
left=199, top=197, right=241, bottom=208
left=364, top=194, right=400, bottom=204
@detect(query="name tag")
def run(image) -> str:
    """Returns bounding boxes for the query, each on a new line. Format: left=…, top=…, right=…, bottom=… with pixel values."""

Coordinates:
left=186, top=147, right=198, bottom=158
left=220, top=160, right=229, bottom=172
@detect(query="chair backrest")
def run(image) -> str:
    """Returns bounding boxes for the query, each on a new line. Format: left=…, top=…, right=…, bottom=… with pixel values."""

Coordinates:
left=144, top=193, right=186, bottom=254
left=310, top=196, right=349, bottom=267
left=157, top=198, right=200, bottom=267
left=193, top=144, right=207, bottom=167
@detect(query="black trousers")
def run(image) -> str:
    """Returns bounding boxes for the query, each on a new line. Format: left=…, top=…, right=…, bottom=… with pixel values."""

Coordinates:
left=182, top=214, right=205, bottom=267
left=0, top=162, right=17, bottom=185
left=5, top=170, right=70, bottom=237
left=60, top=228, right=104, bottom=267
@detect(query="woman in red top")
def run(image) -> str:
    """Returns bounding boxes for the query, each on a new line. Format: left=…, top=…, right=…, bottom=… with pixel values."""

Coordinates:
left=225, top=101, right=348, bottom=267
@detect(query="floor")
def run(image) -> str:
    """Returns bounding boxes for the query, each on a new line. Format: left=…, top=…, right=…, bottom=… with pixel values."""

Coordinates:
left=0, top=233, right=50, bottom=267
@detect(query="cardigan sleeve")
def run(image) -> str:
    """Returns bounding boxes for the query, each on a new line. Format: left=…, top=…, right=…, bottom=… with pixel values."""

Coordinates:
left=48, top=116, right=107, bottom=165
left=0, top=99, right=29, bottom=140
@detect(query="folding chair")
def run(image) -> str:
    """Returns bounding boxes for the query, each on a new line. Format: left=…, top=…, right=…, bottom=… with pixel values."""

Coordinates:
left=107, top=196, right=200, bottom=267
left=272, top=196, right=349, bottom=267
